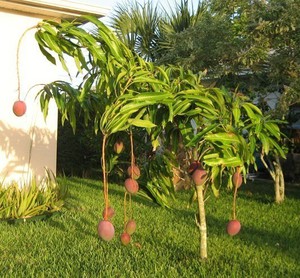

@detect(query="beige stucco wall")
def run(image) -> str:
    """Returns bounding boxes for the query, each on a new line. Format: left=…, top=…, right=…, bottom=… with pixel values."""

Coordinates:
left=0, top=11, right=59, bottom=185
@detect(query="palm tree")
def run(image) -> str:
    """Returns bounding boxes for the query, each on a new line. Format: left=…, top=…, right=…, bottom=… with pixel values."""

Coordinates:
left=110, top=1, right=161, bottom=61
left=156, top=0, right=208, bottom=64
left=109, top=0, right=205, bottom=62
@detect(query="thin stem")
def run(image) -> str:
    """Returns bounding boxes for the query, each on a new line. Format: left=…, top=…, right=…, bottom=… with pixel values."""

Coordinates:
left=128, top=130, right=135, bottom=219
left=233, top=183, right=238, bottom=220
left=129, top=193, right=132, bottom=219
left=102, top=134, right=109, bottom=220
left=16, top=26, right=37, bottom=100
left=130, top=129, right=135, bottom=175
left=130, top=129, right=135, bottom=165
left=124, top=191, right=128, bottom=229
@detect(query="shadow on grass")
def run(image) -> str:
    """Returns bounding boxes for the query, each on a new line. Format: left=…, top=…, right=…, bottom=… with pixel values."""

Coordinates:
left=204, top=212, right=300, bottom=263
left=56, top=176, right=300, bottom=264
left=45, top=209, right=99, bottom=239
left=165, top=199, right=300, bottom=264
left=237, top=178, right=300, bottom=204
left=239, top=224, right=300, bottom=261
left=61, top=176, right=160, bottom=209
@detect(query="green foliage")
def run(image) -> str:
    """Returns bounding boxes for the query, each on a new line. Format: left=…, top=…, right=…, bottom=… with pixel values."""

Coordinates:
left=34, top=16, right=285, bottom=208
left=111, top=0, right=300, bottom=109
left=158, top=8, right=237, bottom=74
left=0, top=171, right=67, bottom=220
left=155, top=65, right=285, bottom=195
left=0, top=177, right=299, bottom=276
left=35, top=16, right=177, bottom=206
left=141, top=149, right=177, bottom=208
left=36, top=16, right=174, bottom=136
left=31, top=6, right=293, bottom=262
left=111, top=1, right=162, bottom=61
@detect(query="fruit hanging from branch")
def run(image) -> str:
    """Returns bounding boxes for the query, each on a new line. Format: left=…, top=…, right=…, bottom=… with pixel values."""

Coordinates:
left=14, top=26, right=37, bottom=118
left=125, top=219, right=136, bottom=235
left=226, top=219, right=241, bottom=236
left=127, top=165, right=141, bottom=180
left=114, top=140, right=124, bottom=154
left=124, top=130, right=140, bottom=195
left=124, top=178, right=139, bottom=194
left=12, top=100, right=26, bottom=117
left=121, top=131, right=139, bottom=246
left=232, top=170, right=243, bottom=188
left=98, top=220, right=115, bottom=241
left=227, top=168, right=242, bottom=236
left=98, top=134, right=116, bottom=241
left=188, top=160, right=201, bottom=174
left=102, top=206, right=115, bottom=219
left=192, top=169, right=207, bottom=186
left=120, top=232, right=131, bottom=245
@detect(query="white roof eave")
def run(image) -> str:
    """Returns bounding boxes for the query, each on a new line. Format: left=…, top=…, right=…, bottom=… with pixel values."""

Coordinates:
left=0, top=0, right=110, bottom=20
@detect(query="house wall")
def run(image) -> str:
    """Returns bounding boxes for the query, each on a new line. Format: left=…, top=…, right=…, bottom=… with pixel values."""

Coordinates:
left=0, top=11, right=60, bottom=185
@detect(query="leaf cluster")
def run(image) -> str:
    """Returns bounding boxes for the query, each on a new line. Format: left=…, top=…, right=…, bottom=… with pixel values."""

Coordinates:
left=0, top=170, right=67, bottom=220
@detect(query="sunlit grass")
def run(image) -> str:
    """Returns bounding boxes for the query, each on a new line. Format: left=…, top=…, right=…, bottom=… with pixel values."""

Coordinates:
left=0, top=177, right=299, bottom=277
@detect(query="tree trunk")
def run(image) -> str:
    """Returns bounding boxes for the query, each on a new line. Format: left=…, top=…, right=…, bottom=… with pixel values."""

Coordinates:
left=274, top=156, right=285, bottom=203
left=195, top=184, right=207, bottom=260
left=260, top=154, right=285, bottom=203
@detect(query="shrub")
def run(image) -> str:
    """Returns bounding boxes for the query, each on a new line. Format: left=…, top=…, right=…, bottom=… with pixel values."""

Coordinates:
left=0, top=170, right=68, bottom=221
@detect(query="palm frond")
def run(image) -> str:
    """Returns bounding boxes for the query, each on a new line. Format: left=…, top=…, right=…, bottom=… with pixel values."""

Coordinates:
left=110, top=0, right=161, bottom=61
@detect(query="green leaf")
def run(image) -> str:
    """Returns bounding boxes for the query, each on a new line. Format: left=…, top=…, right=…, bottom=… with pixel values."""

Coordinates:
left=41, top=32, right=62, bottom=54
left=211, top=166, right=220, bottom=197
left=203, top=155, right=242, bottom=167
left=259, top=133, right=270, bottom=155
left=173, top=99, right=191, bottom=115
left=119, top=101, right=151, bottom=115
left=36, top=40, right=56, bottom=65
left=242, top=102, right=262, bottom=119
left=205, top=132, right=240, bottom=144
left=232, top=105, right=241, bottom=125
left=106, top=114, right=130, bottom=134
left=211, top=183, right=220, bottom=198
left=128, top=118, right=156, bottom=128
left=187, top=123, right=218, bottom=147
left=264, top=122, right=281, bottom=139
left=268, top=137, right=286, bottom=158
left=40, top=23, right=57, bottom=36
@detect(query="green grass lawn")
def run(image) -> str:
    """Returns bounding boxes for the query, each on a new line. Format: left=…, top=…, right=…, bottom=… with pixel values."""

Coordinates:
left=0, top=177, right=299, bottom=277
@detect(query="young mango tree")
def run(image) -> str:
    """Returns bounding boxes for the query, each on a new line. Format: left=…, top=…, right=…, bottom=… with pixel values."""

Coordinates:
left=33, top=16, right=285, bottom=260
left=166, top=75, right=286, bottom=259
left=34, top=16, right=175, bottom=240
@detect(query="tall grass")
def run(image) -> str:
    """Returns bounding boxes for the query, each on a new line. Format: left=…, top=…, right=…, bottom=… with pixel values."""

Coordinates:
left=0, top=177, right=299, bottom=277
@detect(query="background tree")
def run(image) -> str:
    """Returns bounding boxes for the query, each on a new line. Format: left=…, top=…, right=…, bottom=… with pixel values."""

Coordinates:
left=110, top=0, right=204, bottom=62
left=110, top=1, right=161, bottom=61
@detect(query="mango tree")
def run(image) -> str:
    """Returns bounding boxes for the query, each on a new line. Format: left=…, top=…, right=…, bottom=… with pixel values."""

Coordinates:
left=162, top=69, right=285, bottom=259
left=33, top=16, right=285, bottom=259
left=35, top=16, right=175, bottom=239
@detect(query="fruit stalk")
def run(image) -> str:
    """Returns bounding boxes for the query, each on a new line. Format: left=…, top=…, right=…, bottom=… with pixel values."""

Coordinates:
left=102, top=134, right=109, bottom=220
left=129, top=130, right=135, bottom=176
left=233, top=180, right=238, bottom=220
left=16, top=25, right=37, bottom=100
left=123, top=191, right=128, bottom=229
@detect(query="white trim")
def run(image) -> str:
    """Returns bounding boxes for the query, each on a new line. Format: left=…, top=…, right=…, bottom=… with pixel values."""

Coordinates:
left=0, top=0, right=110, bottom=19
